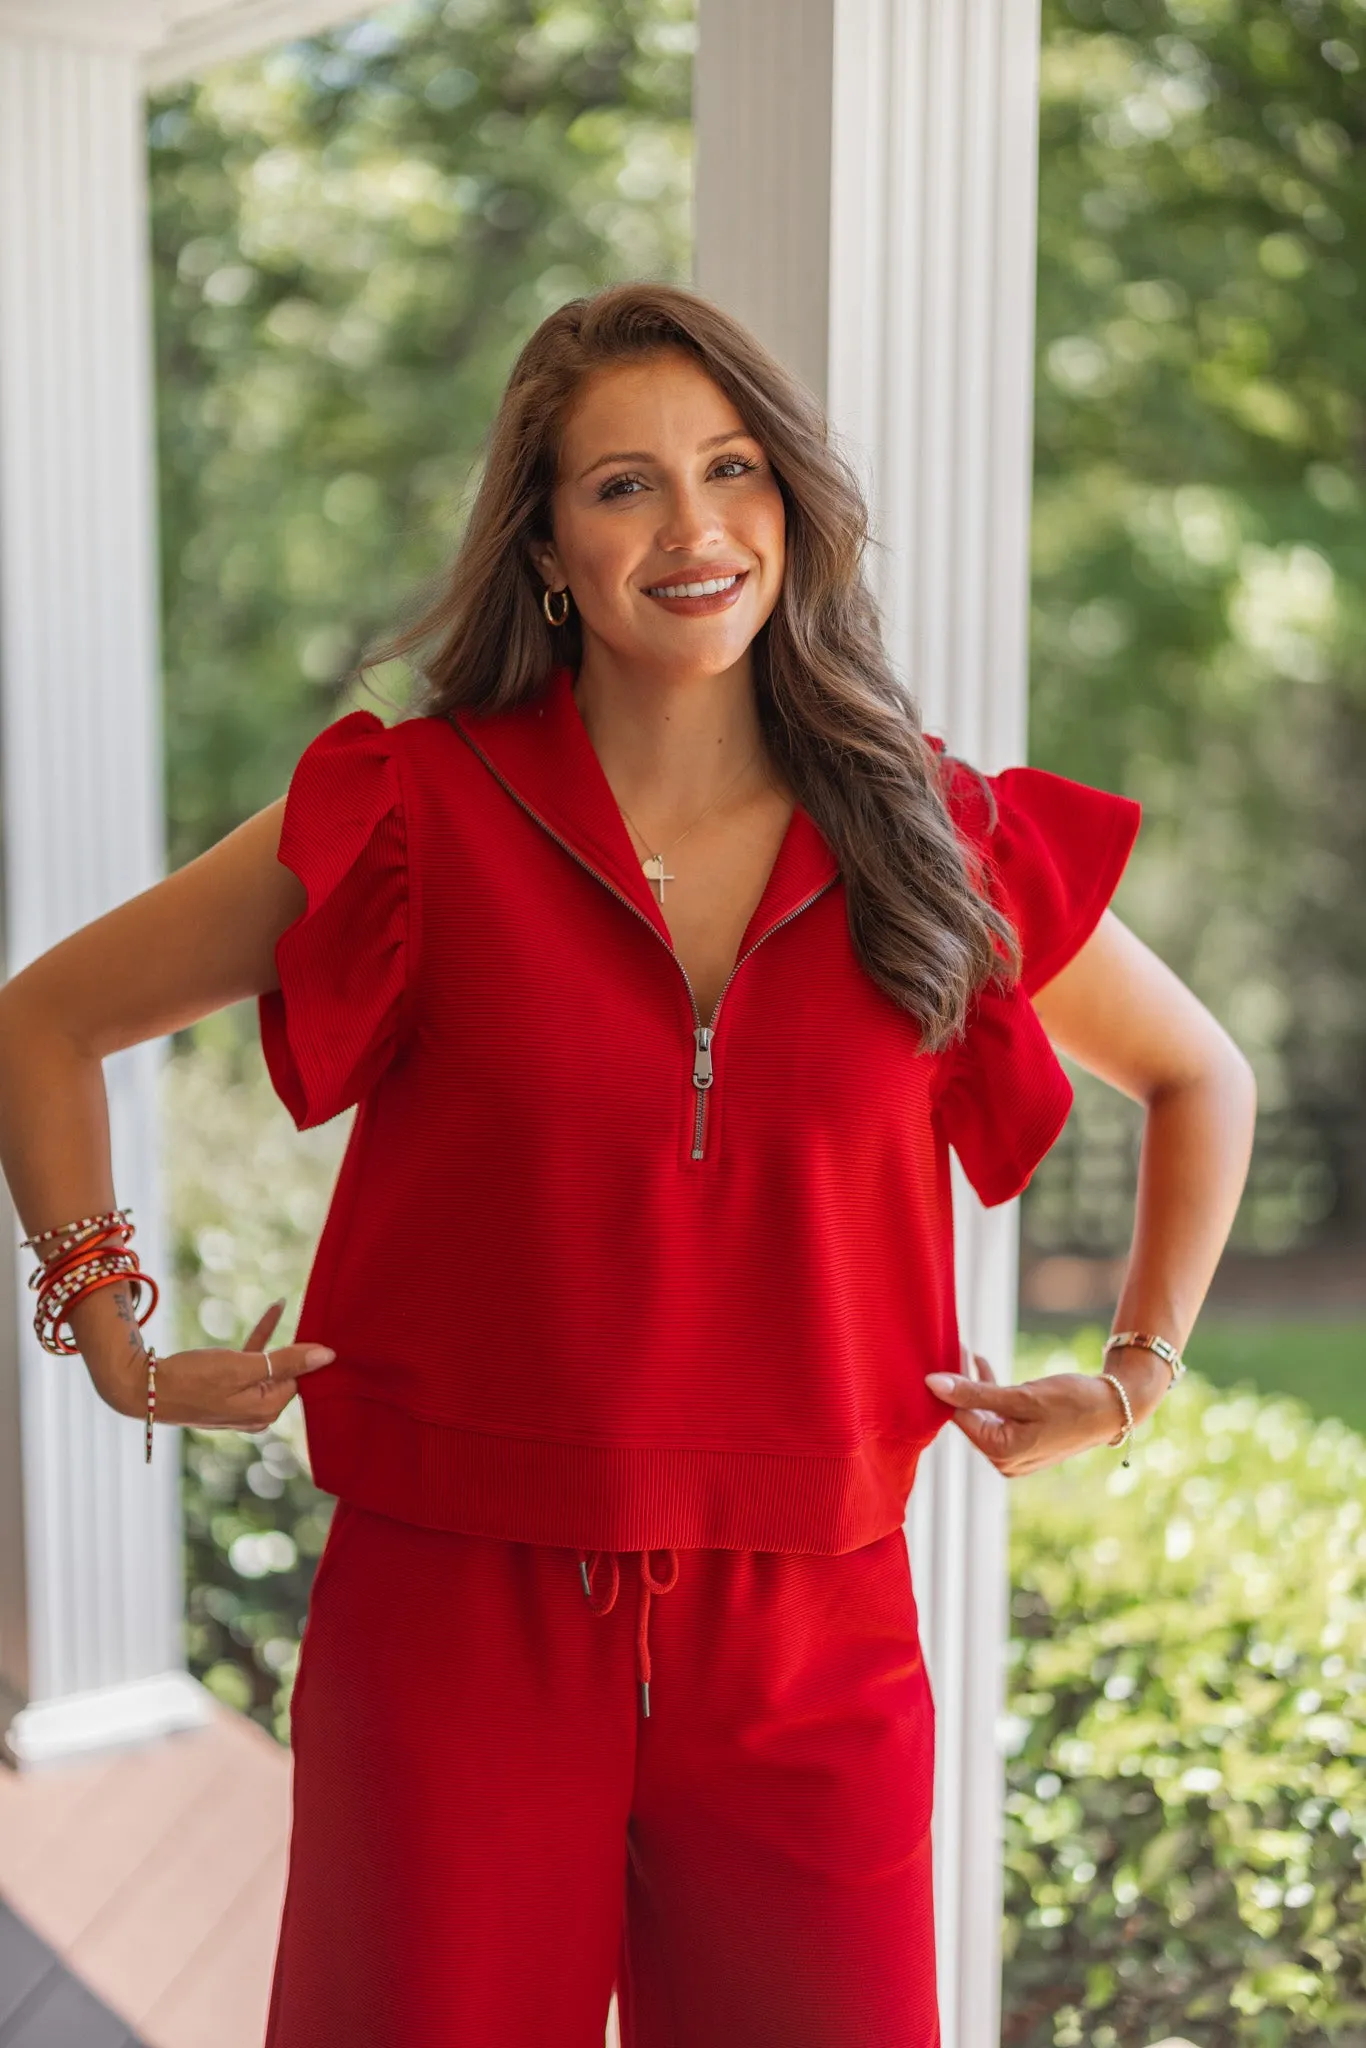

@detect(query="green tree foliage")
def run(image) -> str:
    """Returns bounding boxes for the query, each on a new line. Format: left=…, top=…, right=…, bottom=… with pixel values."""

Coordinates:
left=1028, top=0, right=1366, bottom=1261
left=149, top=0, right=692, bottom=868
left=1006, top=1332, right=1366, bottom=2043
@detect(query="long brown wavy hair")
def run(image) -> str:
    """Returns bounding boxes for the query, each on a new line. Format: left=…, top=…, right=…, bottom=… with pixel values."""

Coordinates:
left=370, top=280, right=1021, bottom=1051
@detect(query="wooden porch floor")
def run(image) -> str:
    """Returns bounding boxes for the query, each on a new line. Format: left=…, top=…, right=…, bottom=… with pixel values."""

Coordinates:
left=0, top=1705, right=289, bottom=2048
left=0, top=1704, right=624, bottom=2046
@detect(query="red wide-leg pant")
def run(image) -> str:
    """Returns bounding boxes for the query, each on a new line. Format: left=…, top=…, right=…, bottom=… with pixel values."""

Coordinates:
left=265, top=1501, right=940, bottom=2047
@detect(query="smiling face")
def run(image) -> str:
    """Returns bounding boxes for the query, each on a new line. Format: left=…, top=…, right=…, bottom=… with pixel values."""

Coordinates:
left=528, top=348, right=787, bottom=685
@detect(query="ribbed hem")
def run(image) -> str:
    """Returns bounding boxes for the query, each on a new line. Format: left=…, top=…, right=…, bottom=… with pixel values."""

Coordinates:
left=304, top=1396, right=927, bottom=1555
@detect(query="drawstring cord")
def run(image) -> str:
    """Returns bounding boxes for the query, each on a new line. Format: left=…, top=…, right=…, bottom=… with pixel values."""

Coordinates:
left=578, top=1548, right=680, bottom=1717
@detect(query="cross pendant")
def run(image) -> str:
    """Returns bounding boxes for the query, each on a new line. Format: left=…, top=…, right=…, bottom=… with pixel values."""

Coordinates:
left=641, top=853, right=676, bottom=904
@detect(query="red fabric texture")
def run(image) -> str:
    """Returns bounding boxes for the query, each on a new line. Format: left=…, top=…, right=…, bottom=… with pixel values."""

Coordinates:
left=930, top=743, right=1143, bottom=998
left=266, top=1504, right=939, bottom=2048
left=264, top=720, right=408, bottom=1127
left=259, top=663, right=1139, bottom=1552
left=927, top=747, right=1142, bottom=1207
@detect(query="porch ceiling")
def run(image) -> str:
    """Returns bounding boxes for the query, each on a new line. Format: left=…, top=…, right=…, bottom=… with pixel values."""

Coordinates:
left=0, top=1, right=368, bottom=83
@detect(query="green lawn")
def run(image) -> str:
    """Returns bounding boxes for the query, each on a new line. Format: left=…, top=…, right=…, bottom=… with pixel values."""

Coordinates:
left=1019, top=1318, right=1366, bottom=1434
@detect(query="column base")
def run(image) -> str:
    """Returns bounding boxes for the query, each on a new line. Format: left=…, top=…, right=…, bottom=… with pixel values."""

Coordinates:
left=1, top=1669, right=216, bottom=1770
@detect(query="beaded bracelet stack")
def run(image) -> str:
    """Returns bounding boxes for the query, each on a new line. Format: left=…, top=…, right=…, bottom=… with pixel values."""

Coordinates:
left=1098, top=1330, right=1187, bottom=1468
left=20, top=1207, right=162, bottom=1463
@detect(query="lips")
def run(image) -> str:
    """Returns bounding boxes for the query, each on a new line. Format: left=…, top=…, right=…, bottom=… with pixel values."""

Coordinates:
left=643, top=569, right=748, bottom=600
left=642, top=572, right=750, bottom=619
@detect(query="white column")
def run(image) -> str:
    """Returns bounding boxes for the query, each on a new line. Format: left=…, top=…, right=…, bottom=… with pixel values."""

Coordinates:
left=695, top=4, right=1042, bottom=2041
left=0, top=5, right=460, bottom=1771
left=0, top=14, right=210, bottom=1766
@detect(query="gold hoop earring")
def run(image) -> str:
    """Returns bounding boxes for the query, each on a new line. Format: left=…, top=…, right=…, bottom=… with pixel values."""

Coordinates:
left=542, top=586, right=571, bottom=627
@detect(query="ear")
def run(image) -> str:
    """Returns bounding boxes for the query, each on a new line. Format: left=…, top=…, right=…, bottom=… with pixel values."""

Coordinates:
left=528, top=540, right=563, bottom=588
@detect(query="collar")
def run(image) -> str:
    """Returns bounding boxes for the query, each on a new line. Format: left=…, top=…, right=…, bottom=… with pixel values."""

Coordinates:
left=450, top=663, right=839, bottom=947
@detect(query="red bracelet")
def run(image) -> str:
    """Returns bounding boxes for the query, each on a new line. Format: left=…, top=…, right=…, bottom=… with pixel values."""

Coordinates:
left=37, top=1265, right=160, bottom=1356
left=25, top=1216, right=163, bottom=1448
left=37, top=1265, right=136, bottom=1353
left=21, top=1206, right=132, bottom=1252
left=35, top=1248, right=140, bottom=1321
left=36, top=1252, right=140, bottom=1325
left=40, top=1262, right=156, bottom=1321
left=32, top=1225, right=134, bottom=1293
left=40, top=1270, right=158, bottom=1356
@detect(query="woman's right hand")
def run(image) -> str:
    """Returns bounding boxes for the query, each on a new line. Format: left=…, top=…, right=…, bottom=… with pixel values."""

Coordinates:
left=88, top=1296, right=334, bottom=1435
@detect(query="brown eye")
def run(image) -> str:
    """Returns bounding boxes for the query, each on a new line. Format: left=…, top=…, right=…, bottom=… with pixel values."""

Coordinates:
left=597, top=455, right=759, bottom=503
left=597, top=473, right=645, bottom=502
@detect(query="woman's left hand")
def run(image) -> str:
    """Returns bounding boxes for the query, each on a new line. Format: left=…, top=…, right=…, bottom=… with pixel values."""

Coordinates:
left=925, top=1346, right=1131, bottom=1477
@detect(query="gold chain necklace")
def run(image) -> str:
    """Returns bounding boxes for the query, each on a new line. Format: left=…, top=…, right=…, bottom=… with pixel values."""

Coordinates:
left=572, top=682, right=770, bottom=904
left=615, top=749, right=763, bottom=904
left=573, top=684, right=774, bottom=901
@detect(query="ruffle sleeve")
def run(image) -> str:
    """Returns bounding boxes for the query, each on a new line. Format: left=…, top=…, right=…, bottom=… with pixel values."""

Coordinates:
left=928, top=742, right=1142, bottom=1207
left=258, top=709, right=409, bottom=1130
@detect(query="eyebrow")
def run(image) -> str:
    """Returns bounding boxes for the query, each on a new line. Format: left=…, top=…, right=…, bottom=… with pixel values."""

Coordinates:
left=574, top=430, right=758, bottom=484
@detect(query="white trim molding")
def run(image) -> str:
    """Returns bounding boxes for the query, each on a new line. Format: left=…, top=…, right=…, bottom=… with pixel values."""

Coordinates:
left=0, top=3, right=164, bottom=50
left=147, top=0, right=370, bottom=88
left=0, top=2, right=368, bottom=76
left=696, top=4, right=1043, bottom=2042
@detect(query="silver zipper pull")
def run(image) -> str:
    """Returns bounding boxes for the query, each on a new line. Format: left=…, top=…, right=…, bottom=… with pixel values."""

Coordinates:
left=692, top=1026, right=714, bottom=1089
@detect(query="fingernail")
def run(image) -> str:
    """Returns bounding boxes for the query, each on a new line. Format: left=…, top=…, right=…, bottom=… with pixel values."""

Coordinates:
left=926, top=1373, right=960, bottom=1396
left=304, top=1346, right=335, bottom=1366
left=270, top=1296, right=287, bottom=1311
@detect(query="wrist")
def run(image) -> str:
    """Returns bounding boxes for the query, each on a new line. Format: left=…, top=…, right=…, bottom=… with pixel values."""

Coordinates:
left=66, top=1286, right=148, bottom=1417
left=1101, top=1345, right=1171, bottom=1426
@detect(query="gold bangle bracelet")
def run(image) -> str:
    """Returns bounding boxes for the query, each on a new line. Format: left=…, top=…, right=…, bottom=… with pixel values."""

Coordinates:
left=1097, top=1370, right=1135, bottom=1468
left=1103, top=1330, right=1185, bottom=1386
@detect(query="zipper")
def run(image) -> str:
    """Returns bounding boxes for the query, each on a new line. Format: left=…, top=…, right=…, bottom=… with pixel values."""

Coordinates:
left=451, top=719, right=838, bottom=1161
left=683, top=883, right=838, bottom=1156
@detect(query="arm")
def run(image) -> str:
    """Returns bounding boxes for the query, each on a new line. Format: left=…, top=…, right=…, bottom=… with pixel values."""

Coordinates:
left=0, top=800, right=334, bottom=1430
left=927, top=909, right=1257, bottom=1473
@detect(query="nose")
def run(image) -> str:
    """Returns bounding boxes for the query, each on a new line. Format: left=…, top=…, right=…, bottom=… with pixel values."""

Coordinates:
left=654, top=479, right=726, bottom=556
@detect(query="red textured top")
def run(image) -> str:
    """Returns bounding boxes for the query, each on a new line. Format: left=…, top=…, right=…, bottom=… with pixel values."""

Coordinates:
left=258, top=661, right=1140, bottom=1554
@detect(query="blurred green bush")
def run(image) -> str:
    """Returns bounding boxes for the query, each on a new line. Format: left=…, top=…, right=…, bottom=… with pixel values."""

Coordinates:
left=165, top=1014, right=346, bottom=1741
left=1004, top=1329, right=1366, bottom=2045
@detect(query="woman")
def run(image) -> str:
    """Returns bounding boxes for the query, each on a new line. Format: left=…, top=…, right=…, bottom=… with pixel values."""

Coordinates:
left=0, top=282, right=1255, bottom=2047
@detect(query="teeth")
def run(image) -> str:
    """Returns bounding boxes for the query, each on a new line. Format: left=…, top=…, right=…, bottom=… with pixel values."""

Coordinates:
left=648, top=574, right=740, bottom=599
